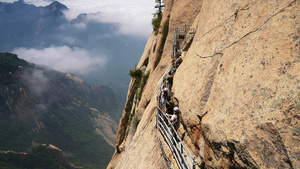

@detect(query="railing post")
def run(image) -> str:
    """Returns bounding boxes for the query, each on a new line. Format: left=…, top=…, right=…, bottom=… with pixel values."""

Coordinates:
left=181, top=143, right=183, bottom=154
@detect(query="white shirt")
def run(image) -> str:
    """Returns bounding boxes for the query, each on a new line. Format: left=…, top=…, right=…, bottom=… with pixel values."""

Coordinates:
left=170, top=114, right=178, bottom=123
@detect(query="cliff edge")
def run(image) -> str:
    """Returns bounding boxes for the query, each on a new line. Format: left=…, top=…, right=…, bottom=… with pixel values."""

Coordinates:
left=108, top=0, right=299, bottom=168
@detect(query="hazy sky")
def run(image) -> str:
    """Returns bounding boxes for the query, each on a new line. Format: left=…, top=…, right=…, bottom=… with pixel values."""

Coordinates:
left=2, top=0, right=155, bottom=37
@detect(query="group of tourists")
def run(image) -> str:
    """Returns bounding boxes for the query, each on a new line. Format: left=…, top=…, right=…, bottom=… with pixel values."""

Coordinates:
left=159, top=56, right=184, bottom=132
left=160, top=87, right=181, bottom=131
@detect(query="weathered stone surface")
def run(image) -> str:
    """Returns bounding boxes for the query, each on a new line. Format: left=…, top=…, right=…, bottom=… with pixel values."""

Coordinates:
left=108, top=0, right=300, bottom=168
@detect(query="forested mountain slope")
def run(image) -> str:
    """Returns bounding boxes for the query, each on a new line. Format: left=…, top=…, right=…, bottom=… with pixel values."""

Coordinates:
left=0, top=52, right=121, bottom=168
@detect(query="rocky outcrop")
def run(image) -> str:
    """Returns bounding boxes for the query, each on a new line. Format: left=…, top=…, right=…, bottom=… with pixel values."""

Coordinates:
left=44, top=144, right=77, bottom=169
left=108, top=0, right=299, bottom=168
left=0, top=144, right=77, bottom=169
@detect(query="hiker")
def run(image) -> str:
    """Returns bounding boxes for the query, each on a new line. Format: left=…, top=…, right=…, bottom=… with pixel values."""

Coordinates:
left=167, top=71, right=173, bottom=90
left=166, top=99, right=174, bottom=115
left=171, top=58, right=176, bottom=67
left=175, top=56, right=183, bottom=68
left=168, top=106, right=181, bottom=131
left=161, top=87, right=170, bottom=105
left=200, top=161, right=206, bottom=169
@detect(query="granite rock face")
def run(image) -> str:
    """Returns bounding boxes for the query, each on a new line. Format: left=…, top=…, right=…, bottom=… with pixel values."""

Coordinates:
left=108, top=0, right=300, bottom=168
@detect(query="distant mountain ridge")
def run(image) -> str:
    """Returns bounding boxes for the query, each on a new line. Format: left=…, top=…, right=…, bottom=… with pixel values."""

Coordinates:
left=0, top=0, right=68, bottom=48
left=0, top=52, right=121, bottom=168
left=0, top=0, right=146, bottom=104
left=0, top=144, right=77, bottom=169
left=45, top=1, right=68, bottom=12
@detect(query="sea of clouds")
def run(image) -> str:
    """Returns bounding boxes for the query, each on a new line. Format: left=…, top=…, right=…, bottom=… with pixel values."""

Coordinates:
left=1, top=0, right=156, bottom=93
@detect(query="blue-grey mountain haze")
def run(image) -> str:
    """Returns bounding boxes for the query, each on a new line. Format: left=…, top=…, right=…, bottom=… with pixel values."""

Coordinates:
left=0, top=0, right=154, bottom=103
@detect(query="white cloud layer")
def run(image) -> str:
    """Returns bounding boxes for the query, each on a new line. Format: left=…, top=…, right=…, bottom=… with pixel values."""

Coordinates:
left=2, top=0, right=155, bottom=37
left=20, top=69, right=49, bottom=97
left=13, top=46, right=107, bottom=74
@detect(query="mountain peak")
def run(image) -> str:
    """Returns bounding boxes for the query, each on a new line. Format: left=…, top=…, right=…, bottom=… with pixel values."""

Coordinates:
left=12, top=0, right=25, bottom=6
left=16, top=0, right=25, bottom=3
left=46, top=1, right=68, bottom=12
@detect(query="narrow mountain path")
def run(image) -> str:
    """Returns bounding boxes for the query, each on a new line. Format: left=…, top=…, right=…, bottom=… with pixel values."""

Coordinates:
left=155, top=26, right=215, bottom=169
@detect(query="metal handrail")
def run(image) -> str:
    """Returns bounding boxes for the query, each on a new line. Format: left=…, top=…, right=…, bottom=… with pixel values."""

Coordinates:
left=156, top=114, right=171, bottom=168
left=172, top=27, right=196, bottom=58
left=156, top=68, right=196, bottom=168
left=157, top=112, right=187, bottom=168
left=157, top=109, right=192, bottom=169
left=157, top=103, right=194, bottom=168
left=156, top=25, right=203, bottom=169
left=175, top=28, right=196, bottom=32
left=155, top=65, right=216, bottom=169
left=158, top=121, right=183, bottom=169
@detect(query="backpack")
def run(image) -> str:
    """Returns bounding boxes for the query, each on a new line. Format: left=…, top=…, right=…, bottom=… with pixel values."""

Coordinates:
left=166, top=100, right=174, bottom=114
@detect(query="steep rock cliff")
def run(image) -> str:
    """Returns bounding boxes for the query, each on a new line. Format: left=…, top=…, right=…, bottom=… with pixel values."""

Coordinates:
left=108, top=0, right=299, bottom=168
